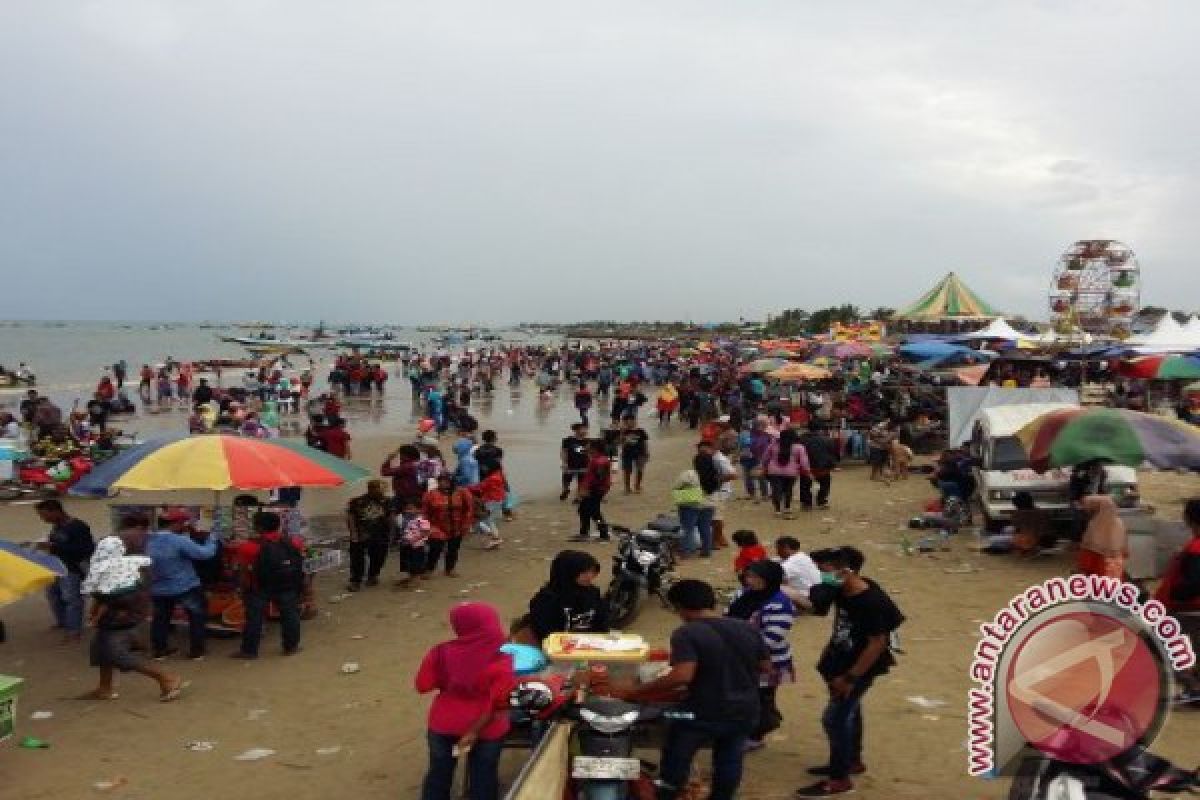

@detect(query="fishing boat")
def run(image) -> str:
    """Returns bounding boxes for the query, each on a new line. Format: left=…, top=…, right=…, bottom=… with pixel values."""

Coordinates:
left=0, top=373, right=35, bottom=389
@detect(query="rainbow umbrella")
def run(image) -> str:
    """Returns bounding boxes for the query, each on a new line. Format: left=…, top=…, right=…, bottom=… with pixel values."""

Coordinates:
left=71, top=434, right=370, bottom=496
left=1015, top=407, right=1200, bottom=472
left=0, top=541, right=65, bottom=606
left=1116, top=355, right=1200, bottom=381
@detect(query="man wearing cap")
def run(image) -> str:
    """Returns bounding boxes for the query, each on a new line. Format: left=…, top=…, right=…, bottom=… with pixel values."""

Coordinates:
left=146, top=508, right=218, bottom=660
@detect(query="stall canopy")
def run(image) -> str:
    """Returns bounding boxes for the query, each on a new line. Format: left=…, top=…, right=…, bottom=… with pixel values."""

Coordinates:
left=1125, top=315, right=1200, bottom=353
left=956, top=318, right=1027, bottom=341
left=895, top=272, right=998, bottom=321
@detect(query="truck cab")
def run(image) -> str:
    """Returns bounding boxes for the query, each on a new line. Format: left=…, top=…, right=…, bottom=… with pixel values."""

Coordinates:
left=970, top=403, right=1139, bottom=531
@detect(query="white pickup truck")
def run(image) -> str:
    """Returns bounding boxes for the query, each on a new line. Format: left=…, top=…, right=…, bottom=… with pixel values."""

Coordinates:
left=970, top=403, right=1139, bottom=531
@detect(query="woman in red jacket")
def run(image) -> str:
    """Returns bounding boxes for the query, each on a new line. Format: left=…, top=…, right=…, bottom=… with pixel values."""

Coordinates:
left=415, top=602, right=513, bottom=800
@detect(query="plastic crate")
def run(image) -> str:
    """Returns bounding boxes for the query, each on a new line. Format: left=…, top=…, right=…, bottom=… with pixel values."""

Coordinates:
left=0, top=674, right=24, bottom=744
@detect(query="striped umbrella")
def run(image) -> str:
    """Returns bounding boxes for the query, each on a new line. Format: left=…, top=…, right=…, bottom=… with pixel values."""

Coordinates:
left=71, top=434, right=369, bottom=496
left=1015, top=407, right=1200, bottom=472
left=0, top=541, right=65, bottom=606
left=1116, top=355, right=1200, bottom=381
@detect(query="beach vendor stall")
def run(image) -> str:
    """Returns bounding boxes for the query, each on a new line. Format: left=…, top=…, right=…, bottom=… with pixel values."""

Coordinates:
left=71, top=434, right=368, bottom=633
left=0, top=541, right=65, bottom=745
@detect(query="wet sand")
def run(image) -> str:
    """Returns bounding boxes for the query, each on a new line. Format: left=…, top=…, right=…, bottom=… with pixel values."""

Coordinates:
left=1, top=386, right=1198, bottom=799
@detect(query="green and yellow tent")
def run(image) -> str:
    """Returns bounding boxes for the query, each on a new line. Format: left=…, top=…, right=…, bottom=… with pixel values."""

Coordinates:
left=896, top=272, right=998, bottom=320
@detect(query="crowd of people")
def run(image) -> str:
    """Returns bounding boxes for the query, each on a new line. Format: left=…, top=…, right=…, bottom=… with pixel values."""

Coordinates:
left=7, top=336, right=1200, bottom=800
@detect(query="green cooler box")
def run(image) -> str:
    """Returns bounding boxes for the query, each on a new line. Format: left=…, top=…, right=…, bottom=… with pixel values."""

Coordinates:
left=0, top=675, right=24, bottom=744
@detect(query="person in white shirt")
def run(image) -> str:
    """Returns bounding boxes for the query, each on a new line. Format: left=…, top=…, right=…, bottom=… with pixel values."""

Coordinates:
left=705, top=440, right=738, bottom=549
left=775, top=536, right=820, bottom=609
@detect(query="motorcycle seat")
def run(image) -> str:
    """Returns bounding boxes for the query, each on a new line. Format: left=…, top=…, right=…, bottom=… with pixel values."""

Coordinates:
left=635, top=530, right=670, bottom=546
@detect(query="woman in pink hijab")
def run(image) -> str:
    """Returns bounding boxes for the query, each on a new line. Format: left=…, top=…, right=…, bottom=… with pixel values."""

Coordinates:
left=415, top=602, right=514, bottom=800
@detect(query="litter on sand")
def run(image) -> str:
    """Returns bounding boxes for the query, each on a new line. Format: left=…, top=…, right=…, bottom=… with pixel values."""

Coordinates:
left=315, top=746, right=343, bottom=756
left=340, top=662, right=361, bottom=674
left=185, top=741, right=216, bottom=752
left=92, top=777, right=128, bottom=792
left=349, top=634, right=366, bottom=640
left=30, top=711, right=54, bottom=720
left=234, top=748, right=276, bottom=761
left=907, top=696, right=948, bottom=710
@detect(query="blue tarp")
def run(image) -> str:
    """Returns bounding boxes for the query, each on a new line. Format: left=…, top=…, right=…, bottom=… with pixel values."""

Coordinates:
left=898, top=341, right=987, bottom=361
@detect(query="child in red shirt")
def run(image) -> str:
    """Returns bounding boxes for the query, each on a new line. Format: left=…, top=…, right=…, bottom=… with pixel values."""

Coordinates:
left=732, top=529, right=768, bottom=576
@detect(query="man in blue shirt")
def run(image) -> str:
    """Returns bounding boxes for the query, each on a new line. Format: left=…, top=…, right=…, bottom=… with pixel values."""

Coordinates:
left=147, top=508, right=217, bottom=660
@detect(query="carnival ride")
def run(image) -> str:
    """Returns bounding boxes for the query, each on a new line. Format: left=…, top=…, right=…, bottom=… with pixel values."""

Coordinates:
left=1049, top=239, right=1140, bottom=337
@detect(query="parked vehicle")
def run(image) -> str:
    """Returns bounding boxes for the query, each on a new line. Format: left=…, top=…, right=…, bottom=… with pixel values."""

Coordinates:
left=1008, top=748, right=1197, bottom=799
left=565, top=696, right=663, bottom=800
left=970, top=403, right=1138, bottom=531
left=604, top=524, right=677, bottom=628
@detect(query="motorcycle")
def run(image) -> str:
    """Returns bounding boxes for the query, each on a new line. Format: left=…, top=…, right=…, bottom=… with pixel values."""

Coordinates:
left=604, top=524, right=678, bottom=628
left=565, top=695, right=663, bottom=800
left=1008, top=748, right=1198, bottom=799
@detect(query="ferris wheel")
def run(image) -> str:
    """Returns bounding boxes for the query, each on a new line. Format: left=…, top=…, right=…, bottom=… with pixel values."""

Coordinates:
left=1048, top=239, right=1140, bottom=336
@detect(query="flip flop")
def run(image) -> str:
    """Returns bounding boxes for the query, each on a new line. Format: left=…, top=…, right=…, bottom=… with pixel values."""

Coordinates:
left=160, top=680, right=188, bottom=703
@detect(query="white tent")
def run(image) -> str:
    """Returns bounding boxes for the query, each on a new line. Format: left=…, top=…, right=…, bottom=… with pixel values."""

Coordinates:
left=957, top=318, right=1029, bottom=341
left=1126, top=314, right=1197, bottom=353
left=1183, top=315, right=1200, bottom=344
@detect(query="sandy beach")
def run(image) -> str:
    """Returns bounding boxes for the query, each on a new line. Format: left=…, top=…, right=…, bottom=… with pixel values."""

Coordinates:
left=1, top=396, right=1198, bottom=800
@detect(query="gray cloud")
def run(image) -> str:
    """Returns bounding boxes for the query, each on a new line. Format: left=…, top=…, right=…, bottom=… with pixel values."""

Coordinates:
left=1, top=1, right=1196, bottom=323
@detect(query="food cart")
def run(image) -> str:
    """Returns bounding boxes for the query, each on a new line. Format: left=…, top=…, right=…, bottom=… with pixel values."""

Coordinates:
left=109, top=502, right=342, bottom=633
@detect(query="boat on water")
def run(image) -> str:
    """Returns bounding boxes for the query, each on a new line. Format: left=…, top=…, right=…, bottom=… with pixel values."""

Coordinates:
left=0, top=374, right=35, bottom=390
left=336, top=337, right=414, bottom=351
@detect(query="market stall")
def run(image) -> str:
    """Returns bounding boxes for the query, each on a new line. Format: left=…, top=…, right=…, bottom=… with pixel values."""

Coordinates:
left=71, top=433, right=368, bottom=633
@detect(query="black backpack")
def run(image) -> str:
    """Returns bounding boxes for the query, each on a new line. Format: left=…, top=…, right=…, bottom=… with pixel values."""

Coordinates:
left=254, top=537, right=305, bottom=594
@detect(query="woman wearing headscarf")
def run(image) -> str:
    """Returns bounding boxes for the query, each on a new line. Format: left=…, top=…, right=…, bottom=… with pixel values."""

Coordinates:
left=415, top=602, right=514, bottom=800
left=82, top=536, right=184, bottom=702
left=1077, top=493, right=1128, bottom=579
left=727, top=559, right=796, bottom=751
left=527, top=550, right=609, bottom=644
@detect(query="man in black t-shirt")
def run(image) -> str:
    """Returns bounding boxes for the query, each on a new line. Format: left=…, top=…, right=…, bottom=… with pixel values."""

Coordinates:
left=35, top=498, right=95, bottom=641
left=612, top=580, right=768, bottom=800
left=618, top=416, right=650, bottom=494
left=559, top=423, right=589, bottom=501
left=344, top=480, right=393, bottom=590
left=798, top=547, right=904, bottom=797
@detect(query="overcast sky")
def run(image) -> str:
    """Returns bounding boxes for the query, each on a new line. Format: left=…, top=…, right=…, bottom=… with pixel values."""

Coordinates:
left=2, top=2, right=1196, bottom=324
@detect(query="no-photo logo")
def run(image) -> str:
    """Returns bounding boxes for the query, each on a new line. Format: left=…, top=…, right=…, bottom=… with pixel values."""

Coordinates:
left=967, top=575, right=1195, bottom=776
left=1005, top=610, right=1161, bottom=764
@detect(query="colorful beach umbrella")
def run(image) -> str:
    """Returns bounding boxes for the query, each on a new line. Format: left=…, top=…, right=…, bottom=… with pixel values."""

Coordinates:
left=768, top=363, right=832, bottom=382
left=1015, top=407, right=1200, bottom=472
left=743, top=358, right=788, bottom=374
left=71, top=434, right=370, bottom=496
left=1116, top=354, right=1200, bottom=381
left=0, top=541, right=65, bottom=607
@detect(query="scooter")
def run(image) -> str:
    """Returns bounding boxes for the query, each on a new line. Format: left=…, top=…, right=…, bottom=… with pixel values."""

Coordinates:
left=1008, top=748, right=1198, bottom=799
left=604, top=524, right=677, bottom=628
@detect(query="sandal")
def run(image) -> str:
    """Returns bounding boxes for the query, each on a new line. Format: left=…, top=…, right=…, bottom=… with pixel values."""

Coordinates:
left=160, top=680, right=187, bottom=703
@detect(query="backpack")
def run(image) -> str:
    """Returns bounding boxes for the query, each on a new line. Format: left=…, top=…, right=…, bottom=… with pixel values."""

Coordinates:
left=254, top=537, right=305, bottom=594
